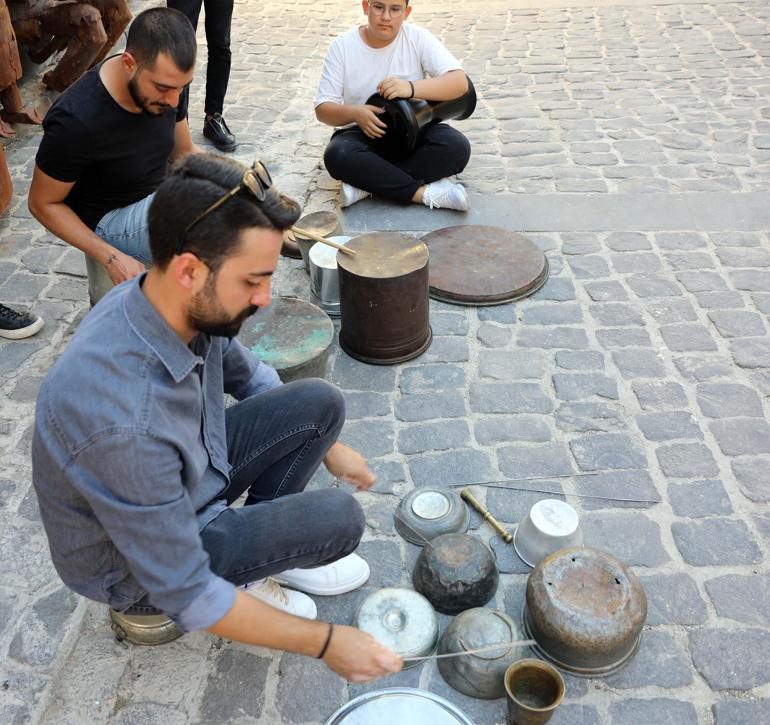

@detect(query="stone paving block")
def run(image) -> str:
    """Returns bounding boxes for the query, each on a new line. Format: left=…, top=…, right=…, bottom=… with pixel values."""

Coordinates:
left=552, top=373, right=618, bottom=400
left=611, top=252, right=663, bottom=274
left=627, top=274, right=681, bottom=298
left=589, top=303, right=644, bottom=327
left=430, top=311, right=469, bottom=336
left=570, top=433, right=646, bottom=471
left=640, top=572, right=708, bottom=625
left=696, top=382, right=763, bottom=418
left=522, top=303, right=582, bottom=325
left=340, top=420, right=394, bottom=458
left=604, top=630, right=691, bottom=688
left=731, top=270, right=770, bottom=292
left=584, top=280, right=628, bottom=301
left=0, top=339, right=46, bottom=377
left=710, top=418, right=770, bottom=456
left=654, top=232, right=707, bottom=250
left=659, top=323, right=718, bottom=352
left=277, top=652, right=345, bottom=724
left=705, top=574, right=770, bottom=627
left=477, top=305, right=518, bottom=324
left=478, top=350, right=546, bottom=380
left=477, top=322, right=513, bottom=347
left=397, top=420, right=470, bottom=455
left=475, top=415, right=551, bottom=445
left=533, top=276, right=576, bottom=301
left=342, top=391, right=390, bottom=419
left=470, top=382, right=553, bottom=414
left=574, top=469, right=660, bottom=512
left=554, top=402, right=626, bottom=433
left=418, top=336, right=469, bottom=363
left=656, top=442, right=719, bottom=478
left=395, top=391, right=466, bottom=422
left=330, top=355, right=396, bottom=392
left=567, top=255, right=611, bottom=278
left=674, top=355, right=735, bottom=381
left=713, top=698, right=770, bottom=725
left=551, top=704, right=601, bottom=725
left=632, top=381, right=688, bottom=411
left=581, top=512, right=668, bottom=566
left=409, top=449, right=495, bottom=488
left=691, top=628, right=770, bottom=690
left=198, top=648, right=270, bottom=722
left=360, top=493, right=397, bottom=536
left=668, top=479, right=733, bottom=518
left=498, top=443, right=574, bottom=480
left=605, top=232, right=651, bottom=251
left=490, top=536, right=531, bottom=574
left=611, top=349, right=666, bottom=378
left=554, top=350, right=604, bottom=370
left=609, top=698, right=698, bottom=725
left=676, top=269, right=730, bottom=292
left=730, top=338, right=770, bottom=368
left=517, top=327, right=589, bottom=349
left=672, top=518, right=762, bottom=566
left=753, top=293, right=770, bottom=314
left=694, top=291, right=746, bottom=309
left=644, top=298, right=698, bottom=324
left=708, top=309, right=766, bottom=338
left=113, top=703, right=189, bottom=725
left=665, top=252, right=715, bottom=271
left=596, top=328, right=652, bottom=348
left=0, top=273, right=48, bottom=303
left=731, top=457, right=770, bottom=502
left=399, top=363, right=465, bottom=393
left=636, top=411, right=702, bottom=441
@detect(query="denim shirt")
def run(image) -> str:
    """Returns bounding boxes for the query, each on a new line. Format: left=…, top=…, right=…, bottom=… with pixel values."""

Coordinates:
left=32, top=275, right=281, bottom=632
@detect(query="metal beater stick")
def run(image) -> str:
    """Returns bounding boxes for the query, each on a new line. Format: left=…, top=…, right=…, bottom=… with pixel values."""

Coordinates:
left=402, top=640, right=537, bottom=663
left=450, top=480, right=661, bottom=504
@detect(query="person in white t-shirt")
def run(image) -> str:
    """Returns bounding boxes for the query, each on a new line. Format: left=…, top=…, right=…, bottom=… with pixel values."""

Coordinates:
left=315, top=0, right=471, bottom=211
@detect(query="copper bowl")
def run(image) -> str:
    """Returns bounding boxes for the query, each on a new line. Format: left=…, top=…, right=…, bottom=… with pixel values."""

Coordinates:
left=522, top=547, right=646, bottom=677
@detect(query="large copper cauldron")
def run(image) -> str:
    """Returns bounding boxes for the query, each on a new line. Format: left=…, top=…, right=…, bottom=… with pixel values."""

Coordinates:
left=366, top=77, right=476, bottom=161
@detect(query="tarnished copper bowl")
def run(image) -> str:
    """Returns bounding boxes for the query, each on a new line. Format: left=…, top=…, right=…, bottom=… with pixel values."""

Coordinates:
left=438, top=608, right=526, bottom=699
left=413, top=533, right=498, bottom=615
left=522, top=547, right=647, bottom=677
left=109, top=609, right=182, bottom=646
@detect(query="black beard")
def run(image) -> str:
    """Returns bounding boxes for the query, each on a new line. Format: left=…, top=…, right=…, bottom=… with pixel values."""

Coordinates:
left=127, top=77, right=169, bottom=117
left=188, top=304, right=259, bottom=339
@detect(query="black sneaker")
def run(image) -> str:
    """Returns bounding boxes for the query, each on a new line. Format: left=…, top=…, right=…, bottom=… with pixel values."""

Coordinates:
left=203, top=113, right=237, bottom=152
left=0, top=303, right=44, bottom=340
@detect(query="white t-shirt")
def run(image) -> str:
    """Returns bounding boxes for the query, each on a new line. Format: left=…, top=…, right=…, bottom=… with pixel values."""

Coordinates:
left=315, top=24, right=462, bottom=108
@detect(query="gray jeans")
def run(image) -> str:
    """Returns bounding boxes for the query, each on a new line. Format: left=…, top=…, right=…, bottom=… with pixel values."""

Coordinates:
left=128, top=379, right=365, bottom=614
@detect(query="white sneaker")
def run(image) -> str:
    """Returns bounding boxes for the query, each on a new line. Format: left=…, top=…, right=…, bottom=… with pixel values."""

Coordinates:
left=242, top=577, right=317, bottom=619
left=340, top=182, right=371, bottom=208
left=422, top=178, right=469, bottom=211
left=274, top=553, right=370, bottom=596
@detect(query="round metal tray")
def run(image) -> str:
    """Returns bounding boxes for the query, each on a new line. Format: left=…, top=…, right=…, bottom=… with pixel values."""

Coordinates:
left=394, top=488, right=470, bottom=546
left=325, top=687, right=476, bottom=725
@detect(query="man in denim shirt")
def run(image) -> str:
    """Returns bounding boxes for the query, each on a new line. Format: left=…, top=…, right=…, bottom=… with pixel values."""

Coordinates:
left=32, top=154, right=402, bottom=682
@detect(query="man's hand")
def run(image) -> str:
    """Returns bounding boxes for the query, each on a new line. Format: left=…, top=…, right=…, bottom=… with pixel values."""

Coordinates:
left=352, top=105, right=387, bottom=139
left=377, top=77, right=412, bottom=101
left=104, top=249, right=145, bottom=285
left=323, top=624, right=403, bottom=682
left=324, top=442, right=375, bottom=491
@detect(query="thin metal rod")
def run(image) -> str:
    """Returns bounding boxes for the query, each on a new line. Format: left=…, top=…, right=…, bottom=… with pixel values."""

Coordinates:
left=392, top=511, right=434, bottom=548
left=449, top=480, right=660, bottom=504
left=292, top=225, right=356, bottom=256
left=402, top=640, right=537, bottom=663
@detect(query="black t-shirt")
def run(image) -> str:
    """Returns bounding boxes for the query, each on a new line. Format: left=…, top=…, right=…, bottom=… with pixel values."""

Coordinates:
left=35, top=62, right=188, bottom=230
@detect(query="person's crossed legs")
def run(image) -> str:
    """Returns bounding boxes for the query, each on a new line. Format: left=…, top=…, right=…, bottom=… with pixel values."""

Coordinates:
left=94, top=193, right=156, bottom=266
left=323, top=122, right=471, bottom=209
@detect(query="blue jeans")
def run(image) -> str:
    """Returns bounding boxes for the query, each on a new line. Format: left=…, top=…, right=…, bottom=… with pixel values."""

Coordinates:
left=126, top=379, right=365, bottom=614
left=94, top=193, right=155, bottom=265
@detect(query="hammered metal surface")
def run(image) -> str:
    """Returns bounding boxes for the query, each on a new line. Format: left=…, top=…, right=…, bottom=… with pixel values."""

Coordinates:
left=523, top=547, right=647, bottom=677
left=412, top=533, right=498, bottom=614
left=338, top=232, right=428, bottom=279
left=394, top=488, right=470, bottom=546
left=236, top=297, right=334, bottom=381
left=421, top=225, right=549, bottom=305
left=354, top=588, right=438, bottom=667
left=438, top=608, right=525, bottom=699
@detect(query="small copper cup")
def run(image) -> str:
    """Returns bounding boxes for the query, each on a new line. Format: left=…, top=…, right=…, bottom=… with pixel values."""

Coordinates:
left=504, top=659, right=565, bottom=725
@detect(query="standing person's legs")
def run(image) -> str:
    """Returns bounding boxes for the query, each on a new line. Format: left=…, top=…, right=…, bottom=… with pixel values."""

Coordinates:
left=201, top=0, right=233, bottom=118
left=167, top=0, right=203, bottom=29
left=201, top=379, right=365, bottom=586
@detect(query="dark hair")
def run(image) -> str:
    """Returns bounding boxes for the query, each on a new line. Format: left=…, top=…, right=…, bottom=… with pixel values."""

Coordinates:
left=125, top=8, right=196, bottom=72
left=148, top=154, right=301, bottom=272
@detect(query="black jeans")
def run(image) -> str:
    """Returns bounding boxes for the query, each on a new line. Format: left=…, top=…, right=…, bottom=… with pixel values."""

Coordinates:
left=168, top=0, right=233, bottom=116
left=126, top=379, right=365, bottom=614
left=323, top=123, right=471, bottom=204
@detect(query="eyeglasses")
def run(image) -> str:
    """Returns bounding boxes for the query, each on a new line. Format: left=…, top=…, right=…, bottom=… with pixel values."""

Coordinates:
left=176, top=159, right=273, bottom=256
left=368, top=2, right=406, bottom=17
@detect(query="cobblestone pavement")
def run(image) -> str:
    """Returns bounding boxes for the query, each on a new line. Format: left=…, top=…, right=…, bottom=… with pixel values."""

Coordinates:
left=1, top=0, right=770, bottom=723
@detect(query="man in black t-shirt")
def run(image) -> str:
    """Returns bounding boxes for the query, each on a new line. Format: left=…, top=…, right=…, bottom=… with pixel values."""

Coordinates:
left=28, top=8, right=201, bottom=288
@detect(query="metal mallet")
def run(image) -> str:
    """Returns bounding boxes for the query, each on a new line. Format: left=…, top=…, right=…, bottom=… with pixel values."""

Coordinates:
left=460, top=487, right=513, bottom=543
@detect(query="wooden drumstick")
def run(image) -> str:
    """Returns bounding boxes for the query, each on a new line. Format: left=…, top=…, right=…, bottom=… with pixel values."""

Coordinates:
left=460, top=487, right=513, bottom=543
left=292, top=225, right=357, bottom=256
